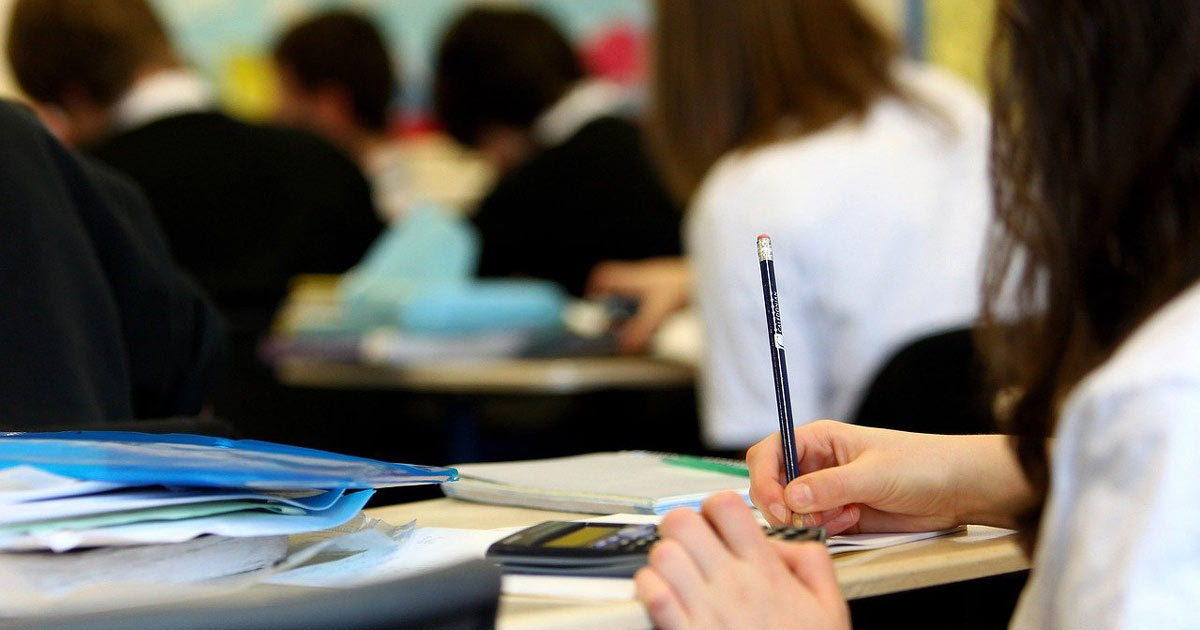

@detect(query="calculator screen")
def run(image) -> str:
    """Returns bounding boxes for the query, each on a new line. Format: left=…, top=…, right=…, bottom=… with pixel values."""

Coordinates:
left=543, top=525, right=621, bottom=548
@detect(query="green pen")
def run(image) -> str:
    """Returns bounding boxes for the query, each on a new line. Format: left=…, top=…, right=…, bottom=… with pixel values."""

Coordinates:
left=662, top=455, right=750, bottom=478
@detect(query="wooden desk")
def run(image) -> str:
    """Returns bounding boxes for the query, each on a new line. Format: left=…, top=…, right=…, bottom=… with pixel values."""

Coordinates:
left=276, top=356, right=695, bottom=395
left=367, top=498, right=1029, bottom=630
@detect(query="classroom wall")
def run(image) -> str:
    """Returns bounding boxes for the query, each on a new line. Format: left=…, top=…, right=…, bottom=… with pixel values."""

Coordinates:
left=0, top=0, right=994, bottom=117
left=927, top=0, right=995, bottom=89
left=146, top=0, right=652, bottom=123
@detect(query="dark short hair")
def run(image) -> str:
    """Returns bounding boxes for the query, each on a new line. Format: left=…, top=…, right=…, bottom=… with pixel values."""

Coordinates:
left=7, top=0, right=174, bottom=107
left=273, top=11, right=397, bottom=132
left=434, top=7, right=583, bottom=147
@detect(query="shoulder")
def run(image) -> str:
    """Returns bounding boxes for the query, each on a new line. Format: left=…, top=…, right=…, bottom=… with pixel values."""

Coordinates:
left=864, top=63, right=991, bottom=157
left=0, top=100, right=44, bottom=141
left=893, top=62, right=988, bottom=122
left=536, top=115, right=646, bottom=169
left=1065, top=281, right=1200, bottom=425
left=568, top=116, right=641, bottom=143
left=690, top=131, right=861, bottom=232
left=482, top=116, right=649, bottom=203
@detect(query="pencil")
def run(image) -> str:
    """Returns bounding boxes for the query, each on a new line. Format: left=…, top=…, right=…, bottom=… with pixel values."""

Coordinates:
left=757, top=233, right=801, bottom=482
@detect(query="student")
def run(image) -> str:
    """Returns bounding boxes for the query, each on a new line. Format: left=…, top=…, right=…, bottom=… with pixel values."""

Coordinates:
left=433, top=6, right=682, bottom=297
left=594, top=0, right=991, bottom=448
left=0, top=100, right=225, bottom=428
left=636, top=0, right=1200, bottom=627
left=273, top=11, right=410, bottom=223
left=7, top=0, right=382, bottom=427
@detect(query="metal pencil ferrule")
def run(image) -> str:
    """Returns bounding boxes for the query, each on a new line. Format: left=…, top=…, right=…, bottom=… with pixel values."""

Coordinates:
left=757, top=237, right=773, bottom=262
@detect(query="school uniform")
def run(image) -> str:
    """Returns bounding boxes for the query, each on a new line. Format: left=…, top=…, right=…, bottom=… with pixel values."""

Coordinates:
left=85, top=70, right=382, bottom=430
left=1012, top=280, right=1200, bottom=628
left=0, top=101, right=225, bottom=428
left=688, top=63, right=992, bottom=448
left=471, top=81, right=682, bottom=297
left=87, top=70, right=382, bottom=333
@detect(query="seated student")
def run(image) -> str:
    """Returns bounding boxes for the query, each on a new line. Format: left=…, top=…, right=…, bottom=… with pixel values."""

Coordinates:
left=7, top=0, right=382, bottom=427
left=273, top=11, right=411, bottom=224
left=636, top=1, right=1200, bottom=628
left=0, top=101, right=225, bottom=428
left=592, top=0, right=991, bottom=448
left=433, top=7, right=682, bottom=297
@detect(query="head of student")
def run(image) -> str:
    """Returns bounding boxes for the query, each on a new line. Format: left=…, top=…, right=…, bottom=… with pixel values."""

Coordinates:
left=6, top=0, right=178, bottom=146
left=981, top=0, right=1200, bottom=546
left=648, top=0, right=905, bottom=202
left=434, top=6, right=583, bottom=172
left=272, top=10, right=398, bottom=159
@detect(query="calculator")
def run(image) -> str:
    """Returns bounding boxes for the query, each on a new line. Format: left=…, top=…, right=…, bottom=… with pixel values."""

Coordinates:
left=486, top=521, right=826, bottom=577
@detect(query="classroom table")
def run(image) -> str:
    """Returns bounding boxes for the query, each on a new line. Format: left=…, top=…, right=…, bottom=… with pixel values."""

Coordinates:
left=276, top=355, right=695, bottom=395
left=365, top=498, right=1030, bottom=630
left=271, top=274, right=696, bottom=395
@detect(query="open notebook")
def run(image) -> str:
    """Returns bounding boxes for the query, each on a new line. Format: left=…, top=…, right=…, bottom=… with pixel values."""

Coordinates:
left=441, top=451, right=750, bottom=514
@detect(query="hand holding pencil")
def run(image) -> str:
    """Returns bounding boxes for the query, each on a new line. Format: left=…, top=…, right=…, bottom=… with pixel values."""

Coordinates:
left=756, top=234, right=802, bottom=483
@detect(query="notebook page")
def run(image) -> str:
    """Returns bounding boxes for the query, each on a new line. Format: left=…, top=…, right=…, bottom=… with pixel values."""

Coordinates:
left=453, top=452, right=749, bottom=501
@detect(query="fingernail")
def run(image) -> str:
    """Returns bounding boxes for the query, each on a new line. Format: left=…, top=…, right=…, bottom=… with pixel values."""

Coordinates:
left=786, top=483, right=813, bottom=510
left=793, top=512, right=816, bottom=527
left=769, top=503, right=787, bottom=524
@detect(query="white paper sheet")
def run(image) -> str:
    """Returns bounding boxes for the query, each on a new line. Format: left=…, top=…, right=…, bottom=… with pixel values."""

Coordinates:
left=0, top=466, right=122, bottom=504
left=0, top=490, right=372, bottom=552
left=502, top=574, right=636, bottom=600
left=0, top=513, right=411, bottom=617
left=826, top=527, right=966, bottom=554
left=0, top=487, right=344, bottom=526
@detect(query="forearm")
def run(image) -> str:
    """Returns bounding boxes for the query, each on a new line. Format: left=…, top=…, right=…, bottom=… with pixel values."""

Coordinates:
left=949, top=434, right=1039, bottom=529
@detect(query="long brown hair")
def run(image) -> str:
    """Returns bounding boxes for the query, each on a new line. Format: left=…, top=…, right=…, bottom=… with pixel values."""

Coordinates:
left=648, top=0, right=906, bottom=201
left=982, top=0, right=1200, bottom=548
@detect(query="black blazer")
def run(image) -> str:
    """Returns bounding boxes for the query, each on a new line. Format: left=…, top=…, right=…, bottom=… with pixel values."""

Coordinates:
left=472, top=116, right=682, bottom=297
left=0, top=102, right=226, bottom=428
left=88, top=112, right=383, bottom=333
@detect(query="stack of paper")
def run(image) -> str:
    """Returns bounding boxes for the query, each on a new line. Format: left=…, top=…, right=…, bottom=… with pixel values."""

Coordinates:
left=441, top=451, right=750, bottom=514
left=0, top=431, right=456, bottom=596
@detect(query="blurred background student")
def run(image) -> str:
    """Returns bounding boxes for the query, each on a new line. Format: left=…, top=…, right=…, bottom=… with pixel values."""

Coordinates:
left=0, top=100, right=225, bottom=430
left=433, top=6, right=682, bottom=298
left=594, top=0, right=992, bottom=450
left=273, top=11, right=411, bottom=224
left=6, top=0, right=382, bottom=433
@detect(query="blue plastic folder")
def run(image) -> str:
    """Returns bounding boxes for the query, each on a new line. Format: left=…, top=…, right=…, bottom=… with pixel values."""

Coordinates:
left=0, top=432, right=458, bottom=491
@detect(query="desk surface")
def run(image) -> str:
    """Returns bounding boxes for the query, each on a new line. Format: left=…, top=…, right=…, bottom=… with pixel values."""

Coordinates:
left=276, top=355, right=696, bottom=394
left=272, top=275, right=696, bottom=395
left=367, top=498, right=1029, bottom=630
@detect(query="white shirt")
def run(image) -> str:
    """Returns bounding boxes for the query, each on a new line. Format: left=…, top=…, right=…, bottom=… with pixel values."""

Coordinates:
left=686, top=63, right=991, bottom=448
left=532, top=79, right=630, bottom=147
left=1011, top=281, right=1200, bottom=629
left=110, top=69, right=213, bottom=131
left=364, top=143, right=415, bottom=223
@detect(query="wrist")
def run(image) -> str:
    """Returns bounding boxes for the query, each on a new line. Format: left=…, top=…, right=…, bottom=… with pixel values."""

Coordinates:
left=950, top=434, right=1035, bottom=529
